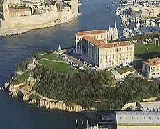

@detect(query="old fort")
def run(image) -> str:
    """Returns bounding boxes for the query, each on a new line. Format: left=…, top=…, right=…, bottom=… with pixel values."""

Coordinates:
left=0, top=0, right=80, bottom=35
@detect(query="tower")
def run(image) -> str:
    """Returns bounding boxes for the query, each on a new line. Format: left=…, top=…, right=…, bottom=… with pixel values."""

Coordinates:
left=115, top=21, right=117, bottom=29
left=71, top=0, right=78, bottom=15
left=3, top=2, right=9, bottom=21
left=113, top=21, right=118, bottom=40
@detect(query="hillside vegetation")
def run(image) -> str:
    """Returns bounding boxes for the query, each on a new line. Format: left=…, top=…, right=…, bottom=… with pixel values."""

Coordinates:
left=13, top=52, right=160, bottom=110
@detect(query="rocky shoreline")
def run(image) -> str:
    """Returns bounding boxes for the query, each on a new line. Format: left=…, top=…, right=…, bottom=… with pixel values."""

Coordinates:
left=1, top=74, right=85, bottom=112
left=1, top=51, right=88, bottom=112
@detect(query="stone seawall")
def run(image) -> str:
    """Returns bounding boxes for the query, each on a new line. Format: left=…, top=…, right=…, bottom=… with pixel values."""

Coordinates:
left=0, top=9, right=78, bottom=36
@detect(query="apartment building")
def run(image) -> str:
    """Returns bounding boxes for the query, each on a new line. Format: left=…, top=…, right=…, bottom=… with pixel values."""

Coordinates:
left=142, top=58, right=160, bottom=78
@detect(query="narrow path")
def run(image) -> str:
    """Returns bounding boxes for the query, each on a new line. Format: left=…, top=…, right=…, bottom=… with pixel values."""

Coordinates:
left=41, top=58, right=66, bottom=63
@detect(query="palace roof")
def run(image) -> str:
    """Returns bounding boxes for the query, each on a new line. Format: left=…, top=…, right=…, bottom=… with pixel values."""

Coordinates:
left=76, top=30, right=106, bottom=36
left=144, top=58, right=160, bottom=66
left=82, top=36, right=133, bottom=48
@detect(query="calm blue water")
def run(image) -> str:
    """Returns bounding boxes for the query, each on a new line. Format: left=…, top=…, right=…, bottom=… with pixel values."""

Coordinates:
left=0, top=0, right=121, bottom=128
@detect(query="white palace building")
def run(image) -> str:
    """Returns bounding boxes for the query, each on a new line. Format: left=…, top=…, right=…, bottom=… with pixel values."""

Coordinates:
left=75, top=23, right=134, bottom=69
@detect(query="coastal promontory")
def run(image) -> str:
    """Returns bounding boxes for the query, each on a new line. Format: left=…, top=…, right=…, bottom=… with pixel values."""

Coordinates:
left=5, top=47, right=160, bottom=112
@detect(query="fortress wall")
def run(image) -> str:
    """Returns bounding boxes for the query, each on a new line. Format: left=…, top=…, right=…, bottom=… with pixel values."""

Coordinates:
left=4, top=10, right=59, bottom=28
left=2, top=9, right=77, bottom=29
left=0, top=0, right=78, bottom=35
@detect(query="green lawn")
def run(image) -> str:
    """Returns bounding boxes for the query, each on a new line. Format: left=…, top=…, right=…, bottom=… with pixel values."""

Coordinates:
left=135, top=43, right=160, bottom=60
left=37, top=53, right=78, bottom=74
left=129, top=32, right=160, bottom=42
left=39, top=59, right=77, bottom=74
left=36, top=52, right=62, bottom=61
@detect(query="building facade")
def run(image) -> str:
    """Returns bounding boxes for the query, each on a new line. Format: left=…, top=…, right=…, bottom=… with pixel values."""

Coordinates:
left=142, top=58, right=160, bottom=78
left=116, top=111, right=160, bottom=129
left=75, top=28, right=134, bottom=69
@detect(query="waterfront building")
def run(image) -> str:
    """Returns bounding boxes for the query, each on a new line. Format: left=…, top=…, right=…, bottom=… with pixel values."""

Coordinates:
left=116, top=111, right=160, bottom=129
left=142, top=57, right=160, bottom=78
left=75, top=26, right=134, bottom=69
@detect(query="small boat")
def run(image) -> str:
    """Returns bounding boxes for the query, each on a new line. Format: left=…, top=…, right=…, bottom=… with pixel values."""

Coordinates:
left=106, top=5, right=110, bottom=9
left=0, top=87, right=4, bottom=90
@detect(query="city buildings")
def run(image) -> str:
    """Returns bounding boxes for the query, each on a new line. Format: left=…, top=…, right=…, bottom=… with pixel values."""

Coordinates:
left=142, top=57, right=160, bottom=78
left=75, top=25, right=134, bottom=69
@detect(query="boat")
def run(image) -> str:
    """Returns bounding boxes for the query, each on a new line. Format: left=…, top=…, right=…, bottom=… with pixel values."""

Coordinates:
left=0, top=87, right=3, bottom=90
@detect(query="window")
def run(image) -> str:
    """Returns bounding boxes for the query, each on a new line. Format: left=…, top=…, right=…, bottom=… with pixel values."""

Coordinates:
left=116, top=48, right=118, bottom=52
left=153, top=67, right=155, bottom=71
left=157, top=67, right=159, bottom=71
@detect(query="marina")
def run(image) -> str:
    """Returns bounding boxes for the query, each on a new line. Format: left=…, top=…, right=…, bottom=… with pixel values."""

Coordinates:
left=116, top=0, right=160, bottom=38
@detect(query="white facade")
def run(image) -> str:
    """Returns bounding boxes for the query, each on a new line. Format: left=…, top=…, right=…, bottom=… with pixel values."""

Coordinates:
left=116, top=111, right=160, bottom=128
left=75, top=33, right=134, bottom=69
left=142, top=58, right=160, bottom=78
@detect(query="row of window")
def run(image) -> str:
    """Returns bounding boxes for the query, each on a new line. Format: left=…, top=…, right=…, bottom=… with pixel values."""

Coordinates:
left=93, top=34, right=104, bottom=39
left=106, top=54, right=133, bottom=59
left=151, top=66, right=160, bottom=71
left=151, top=72, right=160, bottom=75
left=106, top=59, right=130, bottom=65
left=105, top=47, right=133, bottom=53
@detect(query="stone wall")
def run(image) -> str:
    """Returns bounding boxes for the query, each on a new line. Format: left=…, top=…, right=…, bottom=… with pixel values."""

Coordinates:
left=8, top=8, right=31, bottom=17
left=2, top=9, right=77, bottom=29
left=0, top=0, right=78, bottom=35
